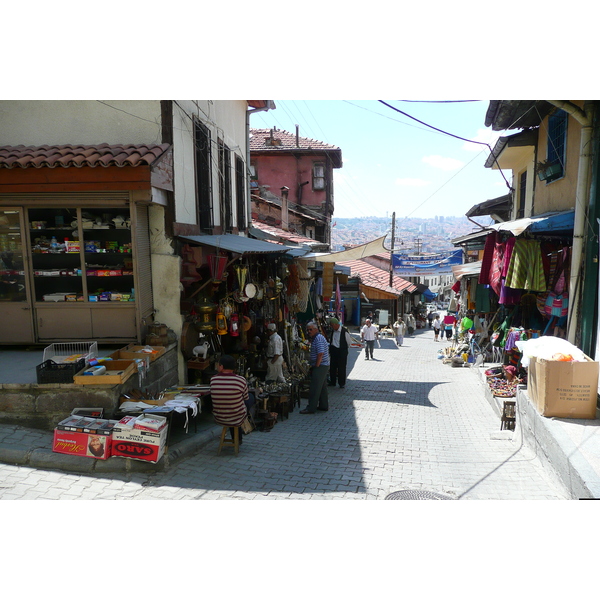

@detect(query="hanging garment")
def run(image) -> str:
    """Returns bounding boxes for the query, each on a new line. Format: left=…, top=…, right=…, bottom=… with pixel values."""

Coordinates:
left=501, top=236, right=516, bottom=278
left=489, top=237, right=506, bottom=296
left=504, top=238, right=546, bottom=291
left=478, top=231, right=497, bottom=285
left=498, top=279, right=522, bottom=305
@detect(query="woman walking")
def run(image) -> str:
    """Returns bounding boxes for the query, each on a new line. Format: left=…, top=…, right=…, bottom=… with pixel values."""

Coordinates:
left=393, top=316, right=406, bottom=347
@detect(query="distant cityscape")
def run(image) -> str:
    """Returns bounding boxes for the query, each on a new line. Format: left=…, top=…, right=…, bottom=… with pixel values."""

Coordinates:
left=330, top=215, right=486, bottom=254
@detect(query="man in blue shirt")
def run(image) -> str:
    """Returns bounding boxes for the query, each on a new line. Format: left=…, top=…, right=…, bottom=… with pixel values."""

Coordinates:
left=300, top=321, right=330, bottom=414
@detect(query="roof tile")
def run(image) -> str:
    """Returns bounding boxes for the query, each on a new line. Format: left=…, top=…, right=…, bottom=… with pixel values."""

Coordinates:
left=0, top=143, right=171, bottom=169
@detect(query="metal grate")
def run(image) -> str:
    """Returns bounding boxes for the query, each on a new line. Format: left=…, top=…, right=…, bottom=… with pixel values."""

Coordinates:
left=385, top=490, right=454, bottom=500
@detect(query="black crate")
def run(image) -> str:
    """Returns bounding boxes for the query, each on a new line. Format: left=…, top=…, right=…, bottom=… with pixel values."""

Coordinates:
left=36, top=358, right=85, bottom=384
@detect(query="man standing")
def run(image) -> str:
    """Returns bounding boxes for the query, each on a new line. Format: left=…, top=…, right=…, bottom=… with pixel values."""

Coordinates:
left=361, top=318, right=379, bottom=360
left=210, top=355, right=250, bottom=442
left=265, top=322, right=285, bottom=383
left=300, top=321, right=330, bottom=414
left=328, top=317, right=353, bottom=388
left=393, top=316, right=406, bottom=347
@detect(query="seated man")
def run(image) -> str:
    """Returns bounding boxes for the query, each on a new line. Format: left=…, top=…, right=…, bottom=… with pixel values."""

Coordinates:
left=210, top=355, right=251, bottom=442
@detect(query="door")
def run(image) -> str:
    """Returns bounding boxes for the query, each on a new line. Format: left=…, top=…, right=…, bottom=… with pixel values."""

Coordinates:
left=0, top=208, right=34, bottom=343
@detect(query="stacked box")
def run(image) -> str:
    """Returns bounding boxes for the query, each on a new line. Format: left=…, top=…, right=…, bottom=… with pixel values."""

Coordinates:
left=111, top=415, right=168, bottom=463
left=52, top=416, right=118, bottom=460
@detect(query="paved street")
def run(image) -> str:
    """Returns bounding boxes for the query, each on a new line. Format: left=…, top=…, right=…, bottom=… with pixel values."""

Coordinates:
left=0, top=327, right=571, bottom=500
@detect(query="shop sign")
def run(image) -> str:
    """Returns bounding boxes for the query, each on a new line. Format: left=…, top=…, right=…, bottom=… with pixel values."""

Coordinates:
left=392, top=250, right=462, bottom=277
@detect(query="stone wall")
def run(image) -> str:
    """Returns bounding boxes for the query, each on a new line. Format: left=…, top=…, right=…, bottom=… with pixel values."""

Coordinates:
left=0, top=344, right=179, bottom=430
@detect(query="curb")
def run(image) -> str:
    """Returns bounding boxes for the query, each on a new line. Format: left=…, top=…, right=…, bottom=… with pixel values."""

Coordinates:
left=0, top=424, right=223, bottom=475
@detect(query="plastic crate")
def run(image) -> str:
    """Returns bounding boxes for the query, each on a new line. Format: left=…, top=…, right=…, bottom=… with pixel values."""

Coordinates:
left=36, top=358, right=86, bottom=384
left=42, top=342, right=98, bottom=365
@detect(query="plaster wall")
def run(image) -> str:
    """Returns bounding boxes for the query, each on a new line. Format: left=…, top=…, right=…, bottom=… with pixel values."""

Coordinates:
left=534, top=103, right=583, bottom=215
left=253, top=154, right=330, bottom=211
left=0, top=100, right=162, bottom=146
left=171, top=100, right=249, bottom=227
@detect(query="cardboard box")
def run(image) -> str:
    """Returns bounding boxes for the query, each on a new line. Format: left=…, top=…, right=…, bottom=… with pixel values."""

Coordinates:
left=111, top=426, right=168, bottom=463
left=528, top=356, right=599, bottom=419
left=52, top=429, right=112, bottom=459
left=110, top=344, right=165, bottom=363
left=73, top=360, right=136, bottom=385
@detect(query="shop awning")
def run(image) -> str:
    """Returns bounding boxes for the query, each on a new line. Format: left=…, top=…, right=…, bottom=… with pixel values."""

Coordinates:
left=180, top=234, right=290, bottom=255
left=488, top=209, right=575, bottom=237
left=452, top=261, right=482, bottom=280
left=301, top=235, right=389, bottom=263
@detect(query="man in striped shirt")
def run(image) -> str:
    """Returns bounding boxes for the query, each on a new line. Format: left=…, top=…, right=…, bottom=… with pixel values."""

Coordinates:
left=300, top=321, right=330, bottom=414
left=210, top=355, right=249, bottom=440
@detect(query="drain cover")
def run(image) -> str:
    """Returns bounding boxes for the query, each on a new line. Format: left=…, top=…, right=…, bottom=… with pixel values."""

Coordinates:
left=385, top=490, right=453, bottom=500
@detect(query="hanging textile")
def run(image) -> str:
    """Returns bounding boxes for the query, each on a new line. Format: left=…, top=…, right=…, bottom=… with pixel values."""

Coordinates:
left=489, top=236, right=506, bottom=296
left=478, top=231, right=497, bottom=285
left=475, top=283, right=491, bottom=313
left=504, top=238, right=546, bottom=291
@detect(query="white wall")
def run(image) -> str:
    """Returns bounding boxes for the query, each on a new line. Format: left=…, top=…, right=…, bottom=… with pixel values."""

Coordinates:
left=171, top=100, right=249, bottom=226
left=0, top=100, right=162, bottom=145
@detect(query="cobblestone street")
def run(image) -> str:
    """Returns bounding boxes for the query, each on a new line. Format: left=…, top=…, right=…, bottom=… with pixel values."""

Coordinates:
left=0, top=327, right=571, bottom=501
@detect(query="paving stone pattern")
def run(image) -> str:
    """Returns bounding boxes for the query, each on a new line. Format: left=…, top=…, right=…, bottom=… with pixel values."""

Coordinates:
left=0, top=329, right=571, bottom=500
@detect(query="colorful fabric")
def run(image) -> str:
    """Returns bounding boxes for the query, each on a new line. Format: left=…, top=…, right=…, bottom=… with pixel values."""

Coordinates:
left=489, top=237, right=506, bottom=296
left=504, top=238, right=546, bottom=291
left=478, top=231, right=497, bottom=285
left=210, top=372, right=249, bottom=426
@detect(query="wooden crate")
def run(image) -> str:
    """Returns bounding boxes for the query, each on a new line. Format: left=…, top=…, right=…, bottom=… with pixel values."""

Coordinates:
left=109, top=344, right=166, bottom=363
left=73, top=360, right=137, bottom=385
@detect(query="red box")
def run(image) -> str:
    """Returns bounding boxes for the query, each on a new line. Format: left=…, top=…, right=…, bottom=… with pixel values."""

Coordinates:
left=111, top=426, right=168, bottom=463
left=52, top=429, right=112, bottom=459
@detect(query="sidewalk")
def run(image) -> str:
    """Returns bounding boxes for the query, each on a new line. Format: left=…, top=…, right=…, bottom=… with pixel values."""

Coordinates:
left=0, top=327, right=599, bottom=498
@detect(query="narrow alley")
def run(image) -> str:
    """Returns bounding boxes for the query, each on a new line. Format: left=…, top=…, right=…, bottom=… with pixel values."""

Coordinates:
left=0, top=327, right=570, bottom=500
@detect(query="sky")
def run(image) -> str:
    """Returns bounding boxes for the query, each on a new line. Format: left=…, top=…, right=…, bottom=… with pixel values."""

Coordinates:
left=250, top=100, right=510, bottom=221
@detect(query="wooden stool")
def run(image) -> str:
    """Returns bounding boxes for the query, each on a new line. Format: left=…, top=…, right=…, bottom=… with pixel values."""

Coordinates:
left=501, top=400, right=516, bottom=431
left=217, top=425, right=240, bottom=455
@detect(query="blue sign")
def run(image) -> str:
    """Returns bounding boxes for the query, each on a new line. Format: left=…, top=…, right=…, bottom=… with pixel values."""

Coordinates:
left=392, top=249, right=463, bottom=277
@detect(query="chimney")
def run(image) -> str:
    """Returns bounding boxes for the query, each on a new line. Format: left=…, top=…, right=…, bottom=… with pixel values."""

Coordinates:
left=296, top=124, right=300, bottom=147
left=281, top=186, right=289, bottom=231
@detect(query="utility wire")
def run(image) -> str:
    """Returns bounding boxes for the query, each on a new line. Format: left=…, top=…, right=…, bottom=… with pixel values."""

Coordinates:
left=377, top=100, right=513, bottom=192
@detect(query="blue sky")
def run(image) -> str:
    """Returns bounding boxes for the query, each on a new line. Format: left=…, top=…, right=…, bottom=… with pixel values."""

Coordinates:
left=251, top=100, right=510, bottom=221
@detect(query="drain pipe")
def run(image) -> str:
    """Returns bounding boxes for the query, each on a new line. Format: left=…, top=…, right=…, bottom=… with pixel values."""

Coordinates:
left=246, top=101, right=275, bottom=229
left=548, top=101, right=594, bottom=345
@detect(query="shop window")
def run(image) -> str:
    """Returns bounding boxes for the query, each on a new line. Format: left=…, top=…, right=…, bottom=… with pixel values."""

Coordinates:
left=194, top=120, right=213, bottom=232
left=312, top=162, right=325, bottom=190
left=218, top=140, right=232, bottom=233
left=235, top=155, right=246, bottom=232
left=546, top=109, right=567, bottom=182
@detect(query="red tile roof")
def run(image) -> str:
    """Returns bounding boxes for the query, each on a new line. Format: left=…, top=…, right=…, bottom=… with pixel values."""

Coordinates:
left=337, top=259, right=417, bottom=295
left=249, top=128, right=342, bottom=168
left=250, top=128, right=340, bottom=151
left=0, top=144, right=171, bottom=169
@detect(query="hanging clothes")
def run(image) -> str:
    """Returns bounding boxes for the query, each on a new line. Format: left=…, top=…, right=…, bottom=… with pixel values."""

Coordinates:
left=489, top=236, right=506, bottom=296
left=504, top=238, right=546, bottom=291
left=478, top=231, right=497, bottom=285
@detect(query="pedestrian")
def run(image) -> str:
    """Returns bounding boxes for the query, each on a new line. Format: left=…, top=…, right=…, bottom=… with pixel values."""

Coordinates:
left=361, top=318, right=379, bottom=360
left=432, top=315, right=441, bottom=341
left=443, top=314, right=456, bottom=340
left=328, top=317, right=353, bottom=388
left=210, top=354, right=251, bottom=443
left=393, top=316, right=406, bottom=347
left=405, top=313, right=416, bottom=336
left=300, top=321, right=330, bottom=414
left=427, top=311, right=434, bottom=328
left=265, top=322, right=286, bottom=383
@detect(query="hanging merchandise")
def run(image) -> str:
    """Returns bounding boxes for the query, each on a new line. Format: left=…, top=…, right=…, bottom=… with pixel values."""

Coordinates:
left=216, top=311, right=228, bottom=335
left=545, top=292, right=569, bottom=317
left=208, top=253, right=228, bottom=282
left=229, top=313, right=240, bottom=336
